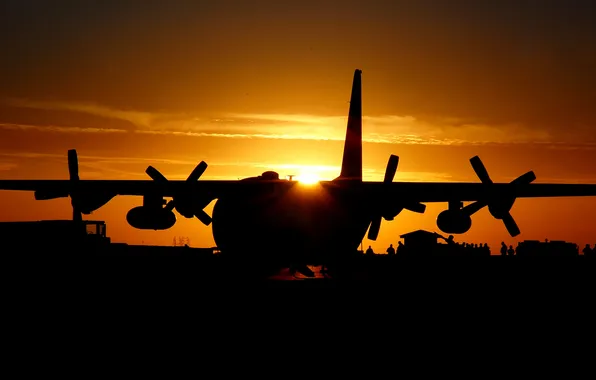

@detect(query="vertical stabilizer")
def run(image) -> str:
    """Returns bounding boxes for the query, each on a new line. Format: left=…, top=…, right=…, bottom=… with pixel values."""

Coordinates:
left=337, top=69, right=363, bottom=181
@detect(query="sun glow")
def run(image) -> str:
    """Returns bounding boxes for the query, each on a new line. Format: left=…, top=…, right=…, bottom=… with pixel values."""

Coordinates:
left=296, top=172, right=320, bottom=185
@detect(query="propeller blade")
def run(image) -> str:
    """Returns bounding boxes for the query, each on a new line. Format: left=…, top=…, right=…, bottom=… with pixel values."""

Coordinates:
left=73, top=207, right=82, bottom=222
left=187, top=161, right=208, bottom=182
left=67, top=150, right=83, bottom=222
left=195, top=209, right=212, bottom=226
left=502, top=212, right=520, bottom=237
left=377, top=155, right=402, bottom=222
left=68, top=149, right=79, bottom=181
left=470, top=156, right=493, bottom=184
left=146, top=166, right=168, bottom=183
left=384, top=155, right=399, bottom=183
left=461, top=200, right=488, bottom=216
left=510, top=171, right=536, bottom=186
left=368, top=216, right=381, bottom=240
left=164, top=200, right=176, bottom=212
left=404, top=202, right=426, bottom=214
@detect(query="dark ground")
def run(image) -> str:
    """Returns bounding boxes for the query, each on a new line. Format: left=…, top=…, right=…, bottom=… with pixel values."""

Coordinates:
left=6, top=246, right=594, bottom=287
left=4, top=247, right=594, bottom=345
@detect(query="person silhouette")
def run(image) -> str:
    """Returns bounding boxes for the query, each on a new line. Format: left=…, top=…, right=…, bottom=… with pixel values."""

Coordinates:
left=483, top=243, right=490, bottom=255
left=582, top=244, right=591, bottom=256
left=507, top=245, right=515, bottom=256
left=365, top=245, right=374, bottom=255
left=396, top=241, right=404, bottom=255
left=386, top=244, right=395, bottom=255
left=500, top=242, right=507, bottom=256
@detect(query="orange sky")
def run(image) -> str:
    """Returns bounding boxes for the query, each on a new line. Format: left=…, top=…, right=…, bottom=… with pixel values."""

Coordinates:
left=0, top=0, right=595, bottom=252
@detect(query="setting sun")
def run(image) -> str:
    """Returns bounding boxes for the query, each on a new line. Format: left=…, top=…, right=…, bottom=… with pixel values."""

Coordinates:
left=296, top=173, right=320, bottom=185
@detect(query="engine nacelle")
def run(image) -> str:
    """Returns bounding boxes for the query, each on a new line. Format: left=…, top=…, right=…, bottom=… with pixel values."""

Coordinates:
left=126, top=206, right=176, bottom=230
left=437, top=210, right=472, bottom=234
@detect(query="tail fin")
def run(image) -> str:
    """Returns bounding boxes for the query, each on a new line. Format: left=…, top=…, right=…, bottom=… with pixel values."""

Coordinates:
left=337, top=69, right=363, bottom=181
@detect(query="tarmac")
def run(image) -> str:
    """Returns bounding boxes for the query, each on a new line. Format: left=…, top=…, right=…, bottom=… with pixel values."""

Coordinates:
left=8, top=246, right=594, bottom=286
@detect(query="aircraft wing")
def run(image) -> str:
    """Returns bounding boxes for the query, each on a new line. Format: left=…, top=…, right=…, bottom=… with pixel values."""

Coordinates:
left=349, top=153, right=596, bottom=239
left=0, top=149, right=297, bottom=215
left=1, top=179, right=596, bottom=202
left=351, top=154, right=596, bottom=203
left=360, top=181, right=596, bottom=203
left=1, top=150, right=595, bottom=226
left=0, top=179, right=153, bottom=195
left=0, top=178, right=297, bottom=223
left=0, top=179, right=273, bottom=198
left=1, top=176, right=595, bottom=240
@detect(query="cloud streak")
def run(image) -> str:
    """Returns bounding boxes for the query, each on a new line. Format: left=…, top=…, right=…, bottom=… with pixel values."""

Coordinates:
left=0, top=150, right=456, bottom=182
left=3, top=98, right=168, bottom=129
left=3, top=98, right=596, bottom=148
left=0, top=162, right=17, bottom=171
left=0, top=152, right=198, bottom=166
left=4, top=149, right=596, bottom=183
left=0, top=122, right=126, bottom=134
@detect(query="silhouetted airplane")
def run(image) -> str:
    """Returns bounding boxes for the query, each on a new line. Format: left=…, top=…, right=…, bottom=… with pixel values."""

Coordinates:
left=2, top=69, right=596, bottom=275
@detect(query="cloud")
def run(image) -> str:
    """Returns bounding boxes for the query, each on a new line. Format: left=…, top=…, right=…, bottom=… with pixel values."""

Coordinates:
left=0, top=122, right=126, bottom=134
left=3, top=98, right=168, bottom=129
left=214, top=113, right=595, bottom=147
left=0, top=162, right=17, bottom=171
left=136, top=113, right=567, bottom=146
left=134, top=129, right=338, bottom=141
left=3, top=98, right=596, bottom=148
left=0, top=151, right=199, bottom=166
left=0, top=149, right=455, bottom=182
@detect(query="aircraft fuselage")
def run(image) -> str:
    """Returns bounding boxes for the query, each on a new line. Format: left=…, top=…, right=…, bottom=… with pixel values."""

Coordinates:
left=211, top=180, right=371, bottom=264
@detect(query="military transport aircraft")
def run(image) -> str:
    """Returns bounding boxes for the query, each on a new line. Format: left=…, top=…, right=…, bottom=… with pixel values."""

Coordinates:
left=1, top=69, right=596, bottom=275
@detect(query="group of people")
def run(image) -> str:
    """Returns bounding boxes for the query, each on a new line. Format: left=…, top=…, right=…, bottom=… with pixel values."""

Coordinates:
left=499, top=242, right=516, bottom=256
left=582, top=244, right=596, bottom=256
left=365, top=242, right=404, bottom=255
left=501, top=241, right=596, bottom=256
left=364, top=238, right=596, bottom=257
left=438, top=235, right=492, bottom=255
left=365, top=239, right=492, bottom=256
